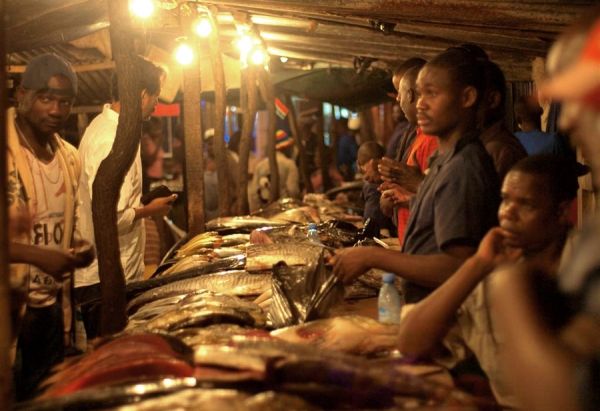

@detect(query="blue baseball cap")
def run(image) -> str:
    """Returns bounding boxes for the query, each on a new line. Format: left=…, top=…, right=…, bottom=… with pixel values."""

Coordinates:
left=22, top=53, right=78, bottom=95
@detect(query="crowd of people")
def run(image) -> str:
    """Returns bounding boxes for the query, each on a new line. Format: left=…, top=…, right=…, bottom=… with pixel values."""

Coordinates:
left=4, top=7, right=600, bottom=410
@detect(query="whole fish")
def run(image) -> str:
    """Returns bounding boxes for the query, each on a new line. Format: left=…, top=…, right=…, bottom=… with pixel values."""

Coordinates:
left=172, top=324, right=271, bottom=349
left=143, top=306, right=256, bottom=332
left=127, top=271, right=271, bottom=314
left=245, top=242, right=322, bottom=272
left=220, top=233, right=251, bottom=247
left=175, top=232, right=223, bottom=258
left=206, top=215, right=288, bottom=232
left=269, top=206, right=321, bottom=225
left=40, top=334, right=194, bottom=399
left=271, top=315, right=400, bottom=355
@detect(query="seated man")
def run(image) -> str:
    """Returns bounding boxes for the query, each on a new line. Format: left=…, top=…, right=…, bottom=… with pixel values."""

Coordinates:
left=397, top=155, right=580, bottom=408
left=356, top=141, right=395, bottom=235
left=490, top=13, right=600, bottom=411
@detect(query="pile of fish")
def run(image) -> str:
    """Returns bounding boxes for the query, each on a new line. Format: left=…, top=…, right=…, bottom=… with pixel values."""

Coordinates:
left=192, top=339, right=478, bottom=409
left=127, top=290, right=267, bottom=333
left=127, top=270, right=271, bottom=315
left=21, top=202, right=493, bottom=410
left=38, top=334, right=194, bottom=399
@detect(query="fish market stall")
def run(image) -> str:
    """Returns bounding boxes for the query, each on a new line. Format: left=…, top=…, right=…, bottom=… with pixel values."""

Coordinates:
left=16, top=199, right=490, bottom=411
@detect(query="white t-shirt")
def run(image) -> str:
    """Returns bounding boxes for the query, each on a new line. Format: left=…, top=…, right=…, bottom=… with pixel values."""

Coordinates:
left=75, top=104, right=145, bottom=287
left=24, top=149, right=66, bottom=307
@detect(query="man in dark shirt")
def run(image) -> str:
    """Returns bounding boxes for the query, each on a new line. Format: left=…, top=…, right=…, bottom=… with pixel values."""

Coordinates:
left=357, top=141, right=395, bottom=235
left=333, top=49, right=499, bottom=303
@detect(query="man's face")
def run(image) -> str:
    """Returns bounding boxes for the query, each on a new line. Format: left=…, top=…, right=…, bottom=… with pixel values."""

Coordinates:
left=18, top=75, right=74, bottom=137
left=399, top=76, right=417, bottom=125
left=498, top=171, right=565, bottom=252
left=416, top=66, right=461, bottom=138
left=141, top=90, right=160, bottom=119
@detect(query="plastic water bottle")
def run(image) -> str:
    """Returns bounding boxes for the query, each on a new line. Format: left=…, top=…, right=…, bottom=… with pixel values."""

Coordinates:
left=307, top=223, right=321, bottom=244
left=378, top=273, right=402, bottom=324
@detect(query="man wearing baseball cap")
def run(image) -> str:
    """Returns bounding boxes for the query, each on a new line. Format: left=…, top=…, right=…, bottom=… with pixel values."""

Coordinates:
left=491, top=10, right=600, bottom=411
left=248, top=129, right=300, bottom=211
left=6, top=53, right=94, bottom=398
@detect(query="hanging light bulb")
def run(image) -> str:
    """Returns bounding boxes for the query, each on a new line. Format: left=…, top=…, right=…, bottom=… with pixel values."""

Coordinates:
left=174, top=43, right=194, bottom=65
left=129, top=0, right=154, bottom=19
left=236, top=35, right=254, bottom=54
left=250, top=48, right=267, bottom=66
left=193, top=17, right=212, bottom=38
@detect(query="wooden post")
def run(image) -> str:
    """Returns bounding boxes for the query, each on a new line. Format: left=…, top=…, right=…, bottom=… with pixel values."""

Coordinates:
left=237, top=66, right=258, bottom=215
left=284, top=94, right=313, bottom=192
left=183, top=56, right=205, bottom=235
left=0, top=0, right=14, bottom=405
left=257, top=67, right=280, bottom=202
left=315, top=105, right=332, bottom=192
left=207, top=7, right=231, bottom=217
left=93, top=0, right=143, bottom=335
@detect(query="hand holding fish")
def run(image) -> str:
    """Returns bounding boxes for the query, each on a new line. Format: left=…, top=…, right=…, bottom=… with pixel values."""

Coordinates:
left=331, top=247, right=373, bottom=284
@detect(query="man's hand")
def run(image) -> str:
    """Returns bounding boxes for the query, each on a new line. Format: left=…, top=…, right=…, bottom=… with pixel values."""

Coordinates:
left=363, top=159, right=382, bottom=184
left=10, top=242, right=94, bottom=281
left=138, top=194, right=177, bottom=219
left=379, top=194, right=395, bottom=218
left=69, top=240, right=96, bottom=268
left=331, top=247, right=373, bottom=284
left=380, top=181, right=412, bottom=206
left=475, top=227, right=522, bottom=272
left=378, top=157, right=424, bottom=193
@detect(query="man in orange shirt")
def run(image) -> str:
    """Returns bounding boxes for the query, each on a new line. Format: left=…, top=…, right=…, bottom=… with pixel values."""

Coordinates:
left=378, top=61, right=438, bottom=245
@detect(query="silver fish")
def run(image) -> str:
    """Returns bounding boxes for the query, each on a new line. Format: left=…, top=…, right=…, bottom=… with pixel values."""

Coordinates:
left=127, top=271, right=271, bottom=314
left=206, top=215, right=288, bottom=231
left=269, top=206, right=321, bottom=224
left=245, top=242, right=322, bottom=272
left=143, top=306, right=256, bottom=332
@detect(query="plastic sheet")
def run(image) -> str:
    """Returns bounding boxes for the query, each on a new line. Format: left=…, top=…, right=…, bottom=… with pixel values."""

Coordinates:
left=269, top=249, right=344, bottom=328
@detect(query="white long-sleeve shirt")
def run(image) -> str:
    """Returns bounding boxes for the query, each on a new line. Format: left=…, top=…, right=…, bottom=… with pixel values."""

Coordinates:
left=75, top=104, right=144, bottom=287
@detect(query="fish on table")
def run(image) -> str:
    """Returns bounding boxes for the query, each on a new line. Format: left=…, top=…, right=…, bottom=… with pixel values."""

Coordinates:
left=206, top=215, right=289, bottom=232
left=127, top=270, right=271, bottom=315
left=271, top=315, right=400, bottom=356
left=39, top=334, right=195, bottom=399
left=245, top=242, right=323, bottom=272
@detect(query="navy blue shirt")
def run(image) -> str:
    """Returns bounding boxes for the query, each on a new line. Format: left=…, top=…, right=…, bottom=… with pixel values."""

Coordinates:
left=402, top=135, right=500, bottom=302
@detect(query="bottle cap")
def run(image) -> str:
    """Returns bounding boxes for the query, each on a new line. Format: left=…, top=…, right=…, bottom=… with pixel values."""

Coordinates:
left=382, top=273, right=395, bottom=284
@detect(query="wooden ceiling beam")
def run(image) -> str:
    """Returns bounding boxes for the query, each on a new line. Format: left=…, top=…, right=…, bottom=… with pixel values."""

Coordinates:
left=202, top=0, right=591, bottom=32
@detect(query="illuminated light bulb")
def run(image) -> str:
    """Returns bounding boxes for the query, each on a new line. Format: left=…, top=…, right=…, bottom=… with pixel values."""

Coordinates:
left=236, top=35, right=254, bottom=54
left=174, top=43, right=194, bottom=65
left=279, top=56, right=288, bottom=63
left=193, top=17, right=212, bottom=38
left=129, top=0, right=154, bottom=19
left=250, top=49, right=267, bottom=66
